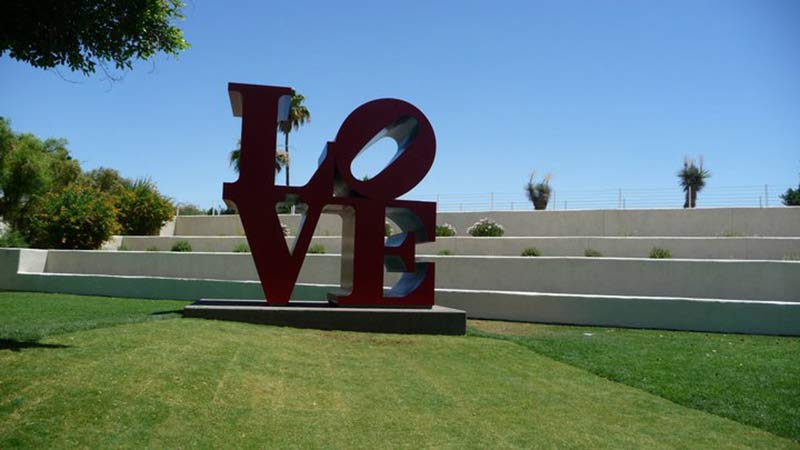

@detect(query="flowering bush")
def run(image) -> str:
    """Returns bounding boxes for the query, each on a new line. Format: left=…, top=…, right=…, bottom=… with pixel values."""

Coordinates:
left=435, top=223, right=457, bottom=237
left=467, top=218, right=504, bottom=237
left=115, top=178, right=174, bottom=235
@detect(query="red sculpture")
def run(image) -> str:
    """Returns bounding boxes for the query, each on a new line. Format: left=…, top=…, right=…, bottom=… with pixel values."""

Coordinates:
left=223, top=83, right=436, bottom=308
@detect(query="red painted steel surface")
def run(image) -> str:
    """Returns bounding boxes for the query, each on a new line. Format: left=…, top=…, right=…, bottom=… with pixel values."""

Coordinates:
left=223, top=83, right=436, bottom=308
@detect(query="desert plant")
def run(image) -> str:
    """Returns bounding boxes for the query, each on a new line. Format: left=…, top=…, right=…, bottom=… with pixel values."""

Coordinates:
left=521, top=247, right=542, bottom=257
left=781, top=185, right=800, bottom=206
left=308, top=243, right=326, bottom=254
left=435, top=223, right=457, bottom=237
left=27, top=184, right=118, bottom=249
left=145, top=245, right=160, bottom=252
left=171, top=240, right=192, bottom=252
left=678, top=156, right=710, bottom=208
left=525, top=171, right=553, bottom=210
left=649, top=247, right=672, bottom=259
left=437, top=249, right=454, bottom=256
left=584, top=248, right=603, bottom=257
left=467, top=218, right=505, bottom=237
left=232, top=243, right=250, bottom=253
left=115, top=178, right=174, bottom=235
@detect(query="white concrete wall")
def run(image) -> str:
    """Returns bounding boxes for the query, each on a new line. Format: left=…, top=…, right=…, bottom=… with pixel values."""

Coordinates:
left=3, top=249, right=798, bottom=336
left=35, top=250, right=800, bottom=302
left=117, top=235, right=800, bottom=260
left=169, top=207, right=800, bottom=238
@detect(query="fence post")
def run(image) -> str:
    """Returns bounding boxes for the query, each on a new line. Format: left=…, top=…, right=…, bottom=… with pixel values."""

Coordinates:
left=765, top=185, right=769, bottom=207
left=564, top=200, right=568, bottom=210
left=618, top=189, right=622, bottom=209
left=552, top=191, right=556, bottom=210
left=490, top=192, right=494, bottom=211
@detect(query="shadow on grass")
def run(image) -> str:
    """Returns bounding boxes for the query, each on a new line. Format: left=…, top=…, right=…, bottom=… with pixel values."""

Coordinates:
left=0, top=339, right=71, bottom=352
left=150, top=310, right=185, bottom=316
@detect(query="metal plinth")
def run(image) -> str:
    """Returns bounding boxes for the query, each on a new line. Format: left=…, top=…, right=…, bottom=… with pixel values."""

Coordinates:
left=183, top=299, right=466, bottom=335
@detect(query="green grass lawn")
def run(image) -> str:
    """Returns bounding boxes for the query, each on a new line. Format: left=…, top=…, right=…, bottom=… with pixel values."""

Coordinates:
left=1, top=292, right=798, bottom=449
left=470, top=320, right=800, bottom=442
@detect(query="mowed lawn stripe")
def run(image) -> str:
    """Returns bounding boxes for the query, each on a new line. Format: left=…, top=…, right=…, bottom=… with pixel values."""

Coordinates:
left=1, top=318, right=797, bottom=449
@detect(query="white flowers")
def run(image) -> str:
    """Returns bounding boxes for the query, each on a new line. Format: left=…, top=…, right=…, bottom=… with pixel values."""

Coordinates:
left=467, top=218, right=505, bottom=237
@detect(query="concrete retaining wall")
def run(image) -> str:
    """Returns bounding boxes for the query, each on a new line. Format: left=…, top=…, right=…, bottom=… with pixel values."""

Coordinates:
left=118, top=235, right=800, bottom=260
left=3, top=249, right=799, bottom=336
left=35, top=250, right=800, bottom=302
left=169, top=207, right=800, bottom=237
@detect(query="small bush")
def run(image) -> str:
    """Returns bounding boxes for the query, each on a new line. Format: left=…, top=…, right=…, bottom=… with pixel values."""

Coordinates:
left=281, top=223, right=290, bottom=237
left=521, top=247, right=542, bottom=257
left=146, top=246, right=160, bottom=251
left=780, top=185, right=800, bottom=206
left=385, top=221, right=393, bottom=237
left=437, top=249, right=454, bottom=256
left=115, top=178, right=174, bottom=235
left=0, top=228, right=28, bottom=248
left=171, top=240, right=192, bottom=252
left=308, top=244, right=326, bottom=254
left=435, top=223, right=457, bottom=237
left=233, top=242, right=250, bottom=253
left=27, top=184, right=119, bottom=249
left=467, top=218, right=505, bottom=237
left=783, top=253, right=800, bottom=261
left=584, top=248, right=603, bottom=257
left=649, top=247, right=672, bottom=259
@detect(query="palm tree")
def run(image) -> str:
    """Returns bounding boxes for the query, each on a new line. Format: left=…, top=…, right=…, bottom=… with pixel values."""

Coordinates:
left=228, top=140, right=286, bottom=174
left=678, top=156, right=710, bottom=208
left=279, top=91, right=311, bottom=186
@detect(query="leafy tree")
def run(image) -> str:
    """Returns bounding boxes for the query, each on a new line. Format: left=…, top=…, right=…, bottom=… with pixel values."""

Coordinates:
left=0, top=119, right=81, bottom=229
left=678, top=156, right=710, bottom=208
left=781, top=185, right=800, bottom=206
left=229, top=141, right=287, bottom=174
left=27, top=184, right=119, bottom=249
left=85, top=167, right=131, bottom=195
left=278, top=91, right=311, bottom=186
left=177, top=203, right=205, bottom=216
left=0, top=0, right=189, bottom=76
left=115, top=179, right=174, bottom=235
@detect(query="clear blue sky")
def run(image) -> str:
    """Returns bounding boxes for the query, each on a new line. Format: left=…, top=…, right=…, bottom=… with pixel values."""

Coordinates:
left=2, top=0, right=799, bottom=208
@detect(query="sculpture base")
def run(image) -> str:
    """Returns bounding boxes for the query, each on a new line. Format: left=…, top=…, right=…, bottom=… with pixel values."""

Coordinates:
left=183, top=299, right=466, bottom=335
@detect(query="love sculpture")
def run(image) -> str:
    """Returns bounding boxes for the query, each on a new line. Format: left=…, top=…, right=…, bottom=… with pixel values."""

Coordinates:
left=223, top=83, right=436, bottom=308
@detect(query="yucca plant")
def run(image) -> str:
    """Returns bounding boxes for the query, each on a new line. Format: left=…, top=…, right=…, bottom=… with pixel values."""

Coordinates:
left=678, top=156, right=710, bottom=208
left=525, top=171, right=553, bottom=210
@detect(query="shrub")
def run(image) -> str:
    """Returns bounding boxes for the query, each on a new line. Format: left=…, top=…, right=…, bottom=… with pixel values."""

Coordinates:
left=385, top=221, right=393, bottom=237
left=525, top=171, right=553, bottom=210
left=0, top=228, right=28, bottom=248
left=649, top=247, right=672, bottom=259
left=308, top=244, right=326, bottom=254
left=467, top=218, right=504, bottom=237
left=435, top=223, right=456, bottom=237
left=584, top=248, right=603, bottom=257
left=146, top=245, right=160, bottom=251
left=233, top=242, right=250, bottom=253
left=171, top=240, right=192, bottom=252
left=783, top=253, right=800, bottom=261
left=27, top=184, right=118, bottom=249
left=781, top=185, right=800, bottom=206
left=437, top=249, right=454, bottom=256
left=521, top=247, right=542, bottom=257
left=281, top=223, right=290, bottom=237
left=177, top=203, right=205, bottom=216
left=115, top=179, right=174, bottom=235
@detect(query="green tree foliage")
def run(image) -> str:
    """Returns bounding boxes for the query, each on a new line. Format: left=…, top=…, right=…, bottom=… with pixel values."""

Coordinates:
left=115, top=179, right=174, bottom=235
left=229, top=141, right=287, bottom=174
left=279, top=92, right=311, bottom=186
left=27, top=184, right=119, bottom=249
left=0, top=118, right=81, bottom=229
left=781, top=185, right=800, bottom=206
left=678, top=156, right=710, bottom=208
left=85, top=167, right=131, bottom=195
left=0, top=0, right=189, bottom=75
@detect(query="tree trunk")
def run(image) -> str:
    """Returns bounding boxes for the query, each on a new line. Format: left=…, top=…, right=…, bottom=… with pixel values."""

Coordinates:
left=683, top=190, right=690, bottom=208
left=284, top=131, right=290, bottom=186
